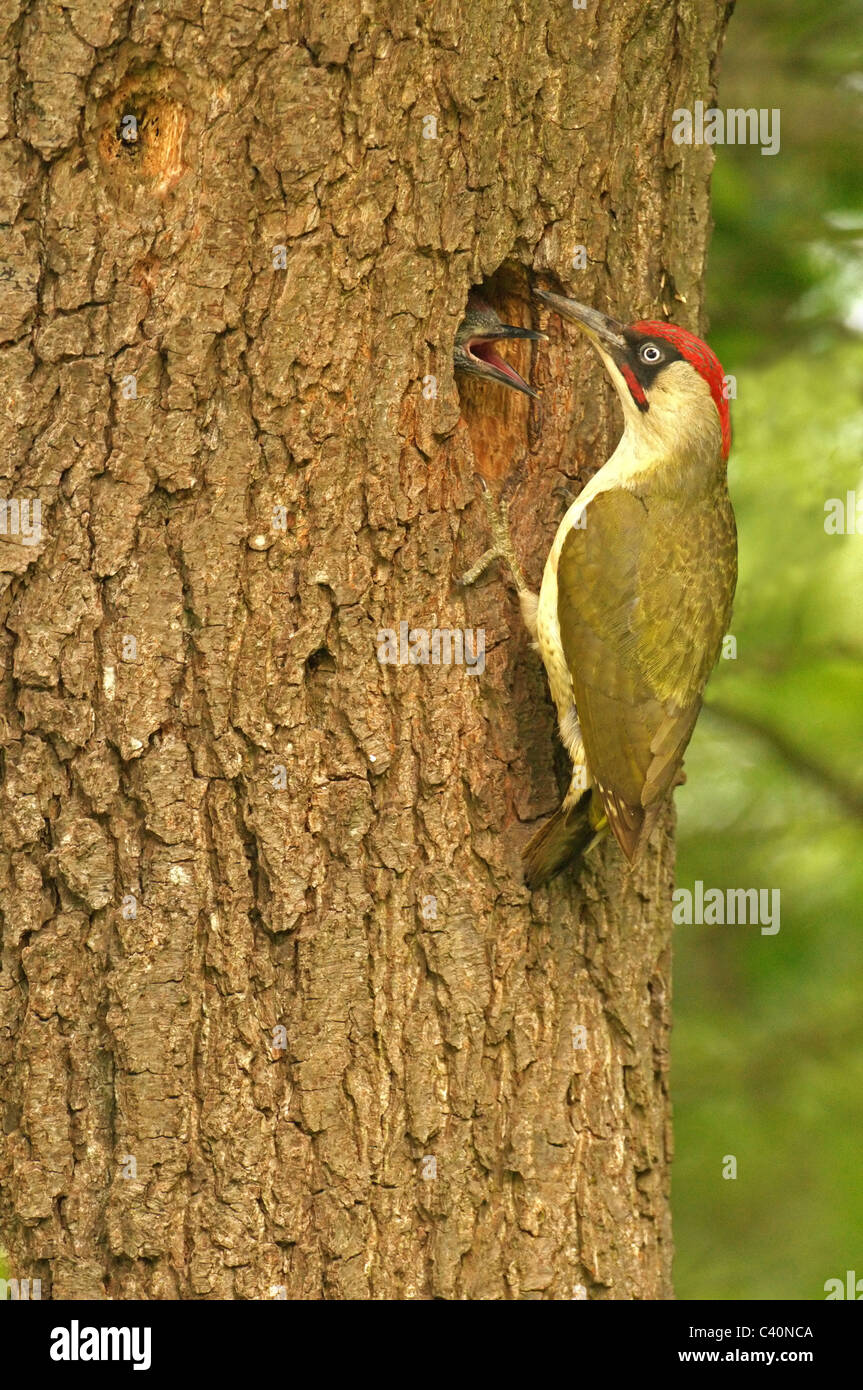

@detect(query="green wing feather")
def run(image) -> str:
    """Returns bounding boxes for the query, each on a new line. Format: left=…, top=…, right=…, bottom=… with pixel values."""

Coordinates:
left=557, top=484, right=737, bottom=860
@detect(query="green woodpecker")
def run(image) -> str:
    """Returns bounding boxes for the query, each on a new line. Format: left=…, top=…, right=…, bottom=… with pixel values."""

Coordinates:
left=453, top=293, right=546, bottom=398
left=462, top=291, right=736, bottom=889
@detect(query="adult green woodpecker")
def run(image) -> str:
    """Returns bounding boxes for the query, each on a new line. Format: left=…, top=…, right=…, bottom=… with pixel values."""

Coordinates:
left=462, top=290, right=737, bottom=889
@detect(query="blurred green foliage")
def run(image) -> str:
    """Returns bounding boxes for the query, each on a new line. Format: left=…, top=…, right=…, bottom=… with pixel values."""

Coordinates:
left=708, top=0, right=863, bottom=363
left=673, top=0, right=863, bottom=1300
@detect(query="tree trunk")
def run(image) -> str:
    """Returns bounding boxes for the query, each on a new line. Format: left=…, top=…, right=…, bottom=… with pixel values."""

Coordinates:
left=0, top=0, right=731, bottom=1300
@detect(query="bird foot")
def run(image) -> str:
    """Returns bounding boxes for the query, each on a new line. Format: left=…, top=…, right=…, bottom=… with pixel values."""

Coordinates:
left=459, top=479, right=527, bottom=593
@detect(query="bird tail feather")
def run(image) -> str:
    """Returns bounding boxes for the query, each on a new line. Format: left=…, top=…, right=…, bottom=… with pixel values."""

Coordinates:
left=522, top=790, right=604, bottom=890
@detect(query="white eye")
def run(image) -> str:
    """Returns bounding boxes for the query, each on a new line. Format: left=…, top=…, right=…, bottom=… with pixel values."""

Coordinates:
left=640, top=343, right=662, bottom=364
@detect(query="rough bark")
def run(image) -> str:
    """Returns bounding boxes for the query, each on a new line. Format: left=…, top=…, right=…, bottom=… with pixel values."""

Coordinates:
left=0, top=0, right=731, bottom=1300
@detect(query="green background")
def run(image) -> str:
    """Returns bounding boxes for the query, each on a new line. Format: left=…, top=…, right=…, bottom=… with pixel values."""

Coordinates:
left=673, top=0, right=863, bottom=1300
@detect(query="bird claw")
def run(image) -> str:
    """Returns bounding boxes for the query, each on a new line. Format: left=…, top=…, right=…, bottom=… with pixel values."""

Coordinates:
left=459, top=480, right=527, bottom=592
left=552, top=481, right=577, bottom=507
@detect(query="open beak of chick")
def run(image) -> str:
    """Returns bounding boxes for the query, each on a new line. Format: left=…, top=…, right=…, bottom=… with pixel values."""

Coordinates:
left=454, top=296, right=546, bottom=398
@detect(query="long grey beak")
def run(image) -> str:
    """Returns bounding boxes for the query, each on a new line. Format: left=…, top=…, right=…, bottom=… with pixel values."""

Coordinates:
left=533, top=290, right=627, bottom=353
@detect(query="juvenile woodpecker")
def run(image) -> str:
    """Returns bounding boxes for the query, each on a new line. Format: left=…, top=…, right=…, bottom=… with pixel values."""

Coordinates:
left=454, top=293, right=545, bottom=398
left=463, top=291, right=737, bottom=889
